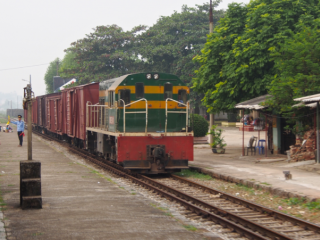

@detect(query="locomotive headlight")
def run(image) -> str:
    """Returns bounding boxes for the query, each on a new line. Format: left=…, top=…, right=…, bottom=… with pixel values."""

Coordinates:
left=154, top=73, right=159, bottom=80
left=146, top=74, right=152, bottom=79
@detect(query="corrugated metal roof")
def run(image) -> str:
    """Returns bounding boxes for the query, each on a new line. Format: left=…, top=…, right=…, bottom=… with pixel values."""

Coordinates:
left=294, top=93, right=320, bottom=102
left=235, top=94, right=271, bottom=109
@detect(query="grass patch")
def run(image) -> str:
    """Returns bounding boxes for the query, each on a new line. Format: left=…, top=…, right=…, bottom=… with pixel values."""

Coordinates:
left=131, top=192, right=136, bottom=195
left=75, top=162, right=115, bottom=183
left=305, top=201, right=320, bottom=210
left=150, top=203, right=173, bottom=217
left=260, top=182, right=271, bottom=186
left=65, top=171, right=73, bottom=173
left=283, top=197, right=306, bottom=206
left=31, top=232, right=44, bottom=236
left=119, top=187, right=125, bottom=189
left=174, top=169, right=213, bottom=180
left=7, top=185, right=14, bottom=187
left=236, top=184, right=255, bottom=195
left=183, top=225, right=197, bottom=231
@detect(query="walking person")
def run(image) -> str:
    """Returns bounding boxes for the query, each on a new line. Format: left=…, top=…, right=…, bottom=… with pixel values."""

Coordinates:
left=11, top=115, right=24, bottom=147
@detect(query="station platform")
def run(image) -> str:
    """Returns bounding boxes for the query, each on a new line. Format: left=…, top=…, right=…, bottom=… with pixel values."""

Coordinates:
left=193, top=127, right=320, bottom=201
left=0, top=128, right=209, bottom=240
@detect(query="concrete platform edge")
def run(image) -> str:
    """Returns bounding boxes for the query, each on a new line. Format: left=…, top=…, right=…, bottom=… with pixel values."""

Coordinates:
left=189, top=166, right=318, bottom=202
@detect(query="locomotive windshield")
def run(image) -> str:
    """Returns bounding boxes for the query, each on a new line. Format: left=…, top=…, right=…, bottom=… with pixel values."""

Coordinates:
left=164, top=83, right=173, bottom=99
left=135, top=83, right=144, bottom=99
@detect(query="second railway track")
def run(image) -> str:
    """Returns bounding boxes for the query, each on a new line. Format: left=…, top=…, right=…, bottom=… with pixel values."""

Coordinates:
left=33, top=129, right=320, bottom=240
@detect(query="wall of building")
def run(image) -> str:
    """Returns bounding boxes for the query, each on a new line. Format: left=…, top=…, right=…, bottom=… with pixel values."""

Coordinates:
left=6, top=109, right=24, bottom=118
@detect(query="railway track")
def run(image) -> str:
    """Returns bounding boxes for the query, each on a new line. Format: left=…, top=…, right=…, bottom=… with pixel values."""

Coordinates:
left=33, top=130, right=320, bottom=240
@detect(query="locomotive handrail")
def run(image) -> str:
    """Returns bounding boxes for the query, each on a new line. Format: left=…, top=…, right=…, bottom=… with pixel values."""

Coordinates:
left=120, top=98, right=148, bottom=136
left=165, top=98, right=190, bottom=136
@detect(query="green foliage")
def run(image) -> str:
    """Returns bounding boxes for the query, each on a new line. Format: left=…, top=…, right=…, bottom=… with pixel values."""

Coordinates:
left=193, top=0, right=320, bottom=113
left=207, top=125, right=226, bottom=148
left=44, top=58, right=60, bottom=93
left=304, top=201, right=320, bottom=210
left=283, top=197, right=306, bottom=206
left=137, top=2, right=224, bottom=85
left=60, top=24, right=147, bottom=84
left=182, top=225, right=198, bottom=231
left=268, top=18, right=320, bottom=113
left=58, top=3, right=225, bottom=97
left=174, top=169, right=213, bottom=180
left=59, top=51, right=79, bottom=78
left=191, top=113, right=208, bottom=137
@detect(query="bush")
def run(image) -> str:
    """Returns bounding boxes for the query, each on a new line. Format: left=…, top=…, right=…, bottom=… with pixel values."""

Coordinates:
left=191, top=114, right=209, bottom=137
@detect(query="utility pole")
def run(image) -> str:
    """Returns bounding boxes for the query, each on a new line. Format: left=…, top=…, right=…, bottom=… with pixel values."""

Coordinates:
left=209, top=0, right=215, bottom=145
left=11, top=100, right=12, bottom=117
left=20, top=78, right=42, bottom=209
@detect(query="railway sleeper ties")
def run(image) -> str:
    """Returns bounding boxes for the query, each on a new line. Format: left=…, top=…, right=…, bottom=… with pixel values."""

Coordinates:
left=35, top=132, right=320, bottom=239
left=170, top=174, right=320, bottom=234
left=78, top=158, right=267, bottom=239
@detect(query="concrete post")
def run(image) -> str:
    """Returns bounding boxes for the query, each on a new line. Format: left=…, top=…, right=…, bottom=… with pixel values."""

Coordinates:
left=27, top=84, right=32, bottom=160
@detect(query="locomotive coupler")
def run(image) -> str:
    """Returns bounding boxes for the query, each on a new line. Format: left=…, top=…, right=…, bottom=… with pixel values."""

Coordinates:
left=152, top=147, right=165, bottom=170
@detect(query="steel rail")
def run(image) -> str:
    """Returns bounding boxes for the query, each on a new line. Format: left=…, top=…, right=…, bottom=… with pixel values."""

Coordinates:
left=138, top=174, right=291, bottom=240
left=170, top=174, right=320, bottom=234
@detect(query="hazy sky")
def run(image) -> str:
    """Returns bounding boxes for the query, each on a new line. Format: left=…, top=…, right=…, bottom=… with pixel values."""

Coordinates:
left=0, top=0, right=249, bottom=98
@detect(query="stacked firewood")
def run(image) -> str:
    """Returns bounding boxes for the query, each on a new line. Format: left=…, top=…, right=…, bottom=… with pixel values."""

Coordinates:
left=289, top=130, right=315, bottom=162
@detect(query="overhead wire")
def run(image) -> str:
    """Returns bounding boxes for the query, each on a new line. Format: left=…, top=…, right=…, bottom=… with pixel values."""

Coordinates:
left=0, top=63, right=50, bottom=71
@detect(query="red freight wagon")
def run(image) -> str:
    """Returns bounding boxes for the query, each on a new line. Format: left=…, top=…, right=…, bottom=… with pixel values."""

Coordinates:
left=46, top=93, right=62, bottom=135
left=37, top=95, right=47, bottom=128
left=32, top=98, right=38, bottom=125
left=23, top=98, right=38, bottom=125
left=61, top=82, right=99, bottom=146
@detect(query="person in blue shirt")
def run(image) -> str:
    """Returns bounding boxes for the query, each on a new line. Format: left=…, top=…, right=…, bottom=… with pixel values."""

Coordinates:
left=11, top=115, right=25, bottom=147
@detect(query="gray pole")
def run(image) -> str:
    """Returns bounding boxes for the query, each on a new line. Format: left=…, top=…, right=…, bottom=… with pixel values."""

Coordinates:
left=317, top=102, right=319, bottom=164
left=209, top=0, right=215, bottom=144
left=27, top=82, right=32, bottom=160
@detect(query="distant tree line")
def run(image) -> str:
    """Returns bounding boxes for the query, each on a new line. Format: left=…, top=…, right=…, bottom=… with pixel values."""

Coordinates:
left=44, top=2, right=225, bottom=96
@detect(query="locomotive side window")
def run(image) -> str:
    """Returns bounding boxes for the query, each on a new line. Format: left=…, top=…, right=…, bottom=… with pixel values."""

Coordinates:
left=109, top=91, right=114, bottom=107
left=164, top=83, right=173, bottom=99
left=118, top=89, right=131, bottom=107
left=135, top=83, right=144, bottom=99
left=178, top=89, right=187, bottom=106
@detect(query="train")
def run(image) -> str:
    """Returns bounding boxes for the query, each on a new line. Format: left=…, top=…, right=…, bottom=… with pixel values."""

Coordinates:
left=26, top=73, right=194, bottom=174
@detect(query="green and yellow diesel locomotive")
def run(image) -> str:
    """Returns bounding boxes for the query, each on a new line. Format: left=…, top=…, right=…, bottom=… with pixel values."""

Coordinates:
left=86, top=72, right=193, bottom=174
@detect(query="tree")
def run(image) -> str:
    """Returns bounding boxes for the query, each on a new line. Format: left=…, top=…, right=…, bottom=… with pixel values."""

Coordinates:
left=192, top=0, right=320, bottom=113
left=44, top=58, right=60, bottom=93
left=268, top=17, right=320, bottom=112
left=59, top=51, right=79, bottom=79
left=60, top=25, right=146, bottom=84
left=137, top=2, right=224, bottom=85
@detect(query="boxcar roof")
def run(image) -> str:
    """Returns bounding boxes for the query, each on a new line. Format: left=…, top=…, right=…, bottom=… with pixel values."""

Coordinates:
left=100, top=75, right=129, bottom=91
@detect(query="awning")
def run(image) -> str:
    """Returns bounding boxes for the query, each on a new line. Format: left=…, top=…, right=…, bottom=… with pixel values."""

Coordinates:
left=235, top=94, right=271, bottom=110
left=294, top=93, right=320, bottom=102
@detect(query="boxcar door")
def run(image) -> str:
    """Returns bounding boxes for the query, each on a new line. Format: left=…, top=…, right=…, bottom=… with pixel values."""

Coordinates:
left=67, top=91, right=74, bottom=136
left=47, top=99, right=51, bottom=129
left=38, top=99, right=42, bottom=126
left=54, top=99, right=58, bottom=131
